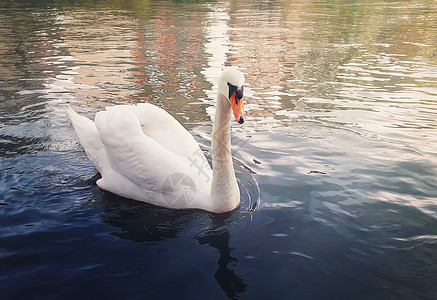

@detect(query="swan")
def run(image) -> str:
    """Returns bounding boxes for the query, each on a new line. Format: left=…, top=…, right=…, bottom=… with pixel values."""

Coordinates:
left=67, top=68, right=246, bottom=213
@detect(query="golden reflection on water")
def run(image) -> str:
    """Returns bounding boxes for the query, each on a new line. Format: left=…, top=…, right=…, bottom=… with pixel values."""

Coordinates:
left=59, top=11, right=138, bottom=107
left=2, top=0, right=436, bottom=153
left=227, top=0, right=315, bottom=121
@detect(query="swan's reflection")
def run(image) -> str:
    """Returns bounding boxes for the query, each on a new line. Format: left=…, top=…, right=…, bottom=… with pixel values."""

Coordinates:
left=100, top=191, right=247, bottom=298
left=196, top=214, right=247, bottom=299
left=100, top=191, right=197, bottom=243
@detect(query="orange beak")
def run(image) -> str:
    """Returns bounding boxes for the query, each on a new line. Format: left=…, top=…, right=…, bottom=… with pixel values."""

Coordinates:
left=230, top=92, right=246, bottom=124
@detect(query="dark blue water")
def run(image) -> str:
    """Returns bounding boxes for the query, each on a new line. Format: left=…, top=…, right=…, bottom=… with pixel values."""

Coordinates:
left=1, top=0, right=437, bottom=299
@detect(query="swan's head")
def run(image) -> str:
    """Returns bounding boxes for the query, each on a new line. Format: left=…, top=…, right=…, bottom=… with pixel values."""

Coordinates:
left=219, top=68, right=246, bottom=124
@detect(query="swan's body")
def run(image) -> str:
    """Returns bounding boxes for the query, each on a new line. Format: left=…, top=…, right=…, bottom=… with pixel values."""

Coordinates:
left=67, top=68, right=246, bottom=213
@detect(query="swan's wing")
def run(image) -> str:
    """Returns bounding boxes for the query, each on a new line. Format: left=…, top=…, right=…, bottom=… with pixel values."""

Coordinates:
left=107, top=104, right=212, bottom=186
left=94, top=108, right=187, bottom=194
left=66, top=107, right=108, bottom=173
left=130, top=103, right=213, bottom=186
left=110, top=103, right=200, bottom=158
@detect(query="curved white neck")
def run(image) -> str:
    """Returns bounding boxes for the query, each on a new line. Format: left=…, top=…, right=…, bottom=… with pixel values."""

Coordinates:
left=210, top=92, right=240, bottom=213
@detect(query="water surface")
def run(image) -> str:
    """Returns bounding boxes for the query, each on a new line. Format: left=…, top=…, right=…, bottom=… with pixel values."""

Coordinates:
left=1, top=0, right=437, bottom=299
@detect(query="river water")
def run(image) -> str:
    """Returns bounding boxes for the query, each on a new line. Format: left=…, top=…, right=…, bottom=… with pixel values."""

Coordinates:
left=1, top=0, right=436, bottom=299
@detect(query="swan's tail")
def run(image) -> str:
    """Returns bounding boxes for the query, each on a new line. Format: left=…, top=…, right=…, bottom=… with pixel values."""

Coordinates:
left=66, top=107, right=108, bottom=173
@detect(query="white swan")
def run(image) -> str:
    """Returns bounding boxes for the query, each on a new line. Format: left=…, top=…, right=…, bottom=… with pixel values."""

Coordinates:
left=67, top=68, right=246, bottom=213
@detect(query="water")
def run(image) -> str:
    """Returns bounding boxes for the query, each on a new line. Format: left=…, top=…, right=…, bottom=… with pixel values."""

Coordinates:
left=1, top=0, right=436, bottom=298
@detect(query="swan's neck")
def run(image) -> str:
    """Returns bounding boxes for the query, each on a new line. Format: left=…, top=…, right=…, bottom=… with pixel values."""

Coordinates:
left=210, top=92, right=240, bottom=213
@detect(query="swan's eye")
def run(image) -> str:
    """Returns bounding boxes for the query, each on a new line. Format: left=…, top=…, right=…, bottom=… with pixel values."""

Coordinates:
left=236, top=86, right=244, bottom=100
